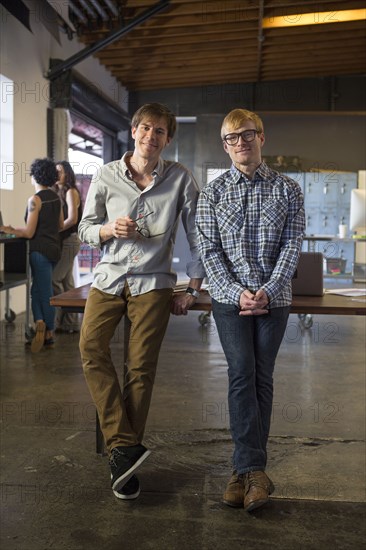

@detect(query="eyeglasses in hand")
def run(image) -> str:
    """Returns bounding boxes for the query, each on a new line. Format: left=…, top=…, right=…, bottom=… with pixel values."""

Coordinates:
left=223, top=129, right=260, bottom=146
left=131, top=211, right=169, bottom=238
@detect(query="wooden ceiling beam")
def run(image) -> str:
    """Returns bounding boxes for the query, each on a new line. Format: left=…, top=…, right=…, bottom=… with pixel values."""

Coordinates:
left=261, top=66, right=365, bottom=81
left=261, top=55, right=366, bottom=68
left=126, top=0, right=261, bottom=24
left=93, top=26, right=366, bottom=58
left=70, top=0, right=366, bottom=91
left=264, top=43, right=365, bottom=56
left=79, top=21, right=259, bottom=45
left=79, top=23, right=365, bottom=53
left=97, top=47, right=249, bottom=62
left=118, top=56, right=364, bottom=85
left=98, top=47, right=258, bottom=65
left=263, top=55, right=366, bottom=68
left=125, top=0, right=359, bottom=8
left=103, top=50, right=256, bottom=73
left=98, top=41, right=256, bottom=62
left=117, top=69, right=365, bottom=91
left=99, top=51, right=364, bottom=72
left=126, top=0, right=258, bottom=12
left=112, top=60, right=258, bottom=79
left=123, top=71, right=363, bottom=90
left=264, top=29, right=366, bottom=45
left=100, top=43, right=365, bottom=73
left=96, top=33, right=258, bottom=55
left=268, top=33, right=366, bottom=49
left=257, top=0, right=265, bottom=81
left=263, top=42, right=366, bottom=58
left=78, top=13, right=259, bottom=37
left=122, top=0, right=362, bottom=19
left=115, top=62, right=258, bottom=78
left=262, top=58, right=365, bottom=73
left=123, top=73, right=258, bottom=91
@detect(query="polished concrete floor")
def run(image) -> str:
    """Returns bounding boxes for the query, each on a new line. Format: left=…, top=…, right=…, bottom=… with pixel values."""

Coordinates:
left=0, top=304, right=365, bottom=550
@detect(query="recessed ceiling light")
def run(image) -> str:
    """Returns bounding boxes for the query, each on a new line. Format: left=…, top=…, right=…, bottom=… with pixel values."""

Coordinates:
left=263, top=9, right=366, bottom=28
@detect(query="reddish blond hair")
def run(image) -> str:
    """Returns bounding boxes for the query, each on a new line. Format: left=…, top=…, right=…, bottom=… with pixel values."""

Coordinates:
left=221, top=109, right=264, bottom=139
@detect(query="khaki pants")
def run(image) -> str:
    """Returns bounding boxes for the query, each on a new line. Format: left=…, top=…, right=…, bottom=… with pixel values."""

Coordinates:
left=53, top=233, right=81, bottom=331
left=79, top=284, right=173, bottom=453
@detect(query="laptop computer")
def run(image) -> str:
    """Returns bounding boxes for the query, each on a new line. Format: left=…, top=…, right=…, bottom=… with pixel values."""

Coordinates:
left=292, top=252, right=324, bottom=296
left=0, top=212, right=14, bottom=237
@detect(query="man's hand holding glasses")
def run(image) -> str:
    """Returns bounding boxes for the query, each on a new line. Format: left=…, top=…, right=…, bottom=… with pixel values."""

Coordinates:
left=100, top=212, right=155, bottom=242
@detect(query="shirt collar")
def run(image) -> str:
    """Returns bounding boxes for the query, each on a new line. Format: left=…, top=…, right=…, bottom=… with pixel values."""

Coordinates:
left=230, top=161, right=269, bottom=184
left=120, top=151, right=133, bottom=178
left=255, top=161, right=271, bottom=180
left=152, top=156, right=165, bottom=177
left=120, top=152, right=164, bottom=179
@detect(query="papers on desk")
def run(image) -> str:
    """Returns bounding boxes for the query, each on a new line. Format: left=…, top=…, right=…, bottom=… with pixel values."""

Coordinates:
left=324, top=288, right=366, bottom=297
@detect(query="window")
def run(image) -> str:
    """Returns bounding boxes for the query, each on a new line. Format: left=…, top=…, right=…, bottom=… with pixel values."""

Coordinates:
left=0, top=74, right=14, bottom=190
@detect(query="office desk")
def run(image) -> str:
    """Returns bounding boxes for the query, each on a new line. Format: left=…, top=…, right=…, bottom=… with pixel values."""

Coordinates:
left=0, top=237, right=31, bottom=334
left=50, top=283, right=366, bottom=316
left=50, top=284, right=365, bottom=454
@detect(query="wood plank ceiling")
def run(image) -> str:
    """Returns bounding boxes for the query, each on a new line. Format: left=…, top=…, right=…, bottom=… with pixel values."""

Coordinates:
left=69, top=0, right=366, bottom=91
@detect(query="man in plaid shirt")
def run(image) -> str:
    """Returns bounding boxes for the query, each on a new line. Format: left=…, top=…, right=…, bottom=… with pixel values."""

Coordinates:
left=196, top=108, right=305, bottom=512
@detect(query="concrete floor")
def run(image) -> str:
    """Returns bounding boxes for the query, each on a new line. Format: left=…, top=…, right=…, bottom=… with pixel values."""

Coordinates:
left=0, top=306, right=365, bottom=550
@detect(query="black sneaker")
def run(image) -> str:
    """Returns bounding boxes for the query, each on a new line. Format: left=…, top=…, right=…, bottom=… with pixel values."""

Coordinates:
left=109, top=444, right=151, bottom=492
left=112, top=475, right=140, bottom=500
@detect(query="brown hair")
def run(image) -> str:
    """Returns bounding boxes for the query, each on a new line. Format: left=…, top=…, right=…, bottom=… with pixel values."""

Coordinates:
left=131, top=103, right=177, bottom=138
left=55, top=160, right=80, bottom=205
left=221, top=109, right=264, bottom=139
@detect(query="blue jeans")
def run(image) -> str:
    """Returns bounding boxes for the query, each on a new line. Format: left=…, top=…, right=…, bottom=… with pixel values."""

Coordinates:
left=212, top=299, right=290, bottom=474
left=29, top=251, right=56, bottom=330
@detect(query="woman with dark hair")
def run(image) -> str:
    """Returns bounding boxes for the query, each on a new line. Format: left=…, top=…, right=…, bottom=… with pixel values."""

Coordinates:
left=52, top=161, right=82, bottom=333
left=0, top=158, right=63, bottom=352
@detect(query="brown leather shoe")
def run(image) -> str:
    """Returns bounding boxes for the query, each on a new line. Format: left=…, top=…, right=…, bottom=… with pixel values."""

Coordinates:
left=243, top=471, right=275, bottom=512
left=223, top=471, right=245, bottom=507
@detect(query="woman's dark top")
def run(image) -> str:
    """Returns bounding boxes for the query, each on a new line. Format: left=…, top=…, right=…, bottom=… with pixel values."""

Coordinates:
left=28, top=189, right=61, bottom=262
left=61, top=189, right=82, bottom=241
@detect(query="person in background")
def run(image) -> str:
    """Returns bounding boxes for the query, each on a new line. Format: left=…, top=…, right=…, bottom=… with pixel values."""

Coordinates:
left=0, top=158, right=63, bottom=352
left=52, top=161, right=82, bottom=333
left=78, top=103, right=205, bottom=500
left=196, top=108, right=305, bottom=512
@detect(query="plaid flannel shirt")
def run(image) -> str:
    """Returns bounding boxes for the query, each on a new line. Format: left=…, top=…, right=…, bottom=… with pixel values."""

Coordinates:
left=196, top=162, right=305, bottom=308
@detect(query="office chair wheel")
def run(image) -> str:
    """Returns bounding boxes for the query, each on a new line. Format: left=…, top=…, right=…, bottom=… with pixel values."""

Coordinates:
left=298, top=313, right=313, bottom=329
left=4, top=309, right=16, bottom=323
left=198, top=312, right=211, bottom=326
left=25, top=326, right=35, bottom=341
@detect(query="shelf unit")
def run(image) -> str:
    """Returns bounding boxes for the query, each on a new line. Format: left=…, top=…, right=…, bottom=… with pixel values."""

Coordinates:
left=285, top=171, right=362, bottom=279
left=0, top=236, right=32, bottom=337
left=303, top=235, right=366, bottom=282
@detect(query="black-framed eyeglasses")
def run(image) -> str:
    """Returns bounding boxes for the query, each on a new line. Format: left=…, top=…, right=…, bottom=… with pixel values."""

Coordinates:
left=132, top=211, right=169, bottom=239
left=223, top=129, right=260, bottom=146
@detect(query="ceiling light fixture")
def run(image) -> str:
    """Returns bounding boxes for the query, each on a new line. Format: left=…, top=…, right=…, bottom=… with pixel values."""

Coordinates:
left=263, top=8, right=366, bottom=28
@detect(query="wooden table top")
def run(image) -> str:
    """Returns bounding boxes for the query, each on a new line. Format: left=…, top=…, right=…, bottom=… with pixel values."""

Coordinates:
left=50, top=283, right=366, bottom=316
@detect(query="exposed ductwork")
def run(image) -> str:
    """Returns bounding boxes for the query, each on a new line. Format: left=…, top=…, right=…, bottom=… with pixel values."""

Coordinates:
left=89, top=0, right=109, bottom=21
left=68, top=0, right=123, bottom=29
left=69, top=1, right=88, bottom=26
left=103, top=0, right=119, bottom=18
left=77, top=0, right=98, bottom=19
left=46, top=1, right=171, bottom=81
